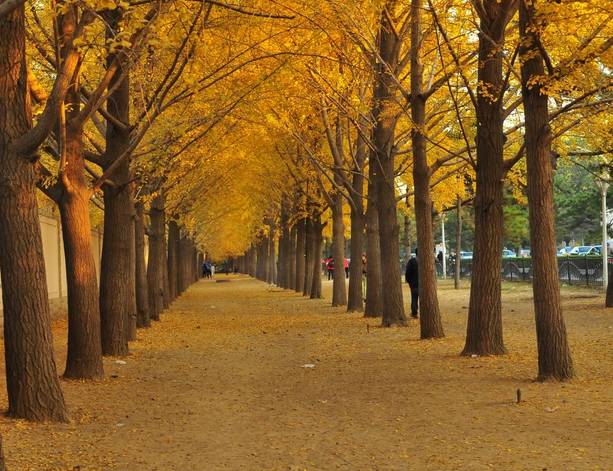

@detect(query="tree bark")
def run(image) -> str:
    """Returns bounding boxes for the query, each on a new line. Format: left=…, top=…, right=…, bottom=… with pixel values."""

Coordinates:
left=147, top=194, right=165, bottom=321
left=463, top=2, right=515, bottom=356
left=267, top=227, right=277, bottom=284
left=372, top=1, right=406, bottom=326
left=348, top=209, right=365, bottom=312
left=288, top=223, right=296, bottom=288
left=0, top=2, right=68, bottom=421
left=365, top=165, right=383, bottom=317
left=135, top=201, right=150, bottom=327
left=0, top=435, right=5, bottom=471
left=278, top=203, right=291, bottom=288
left=60, top=127, right=104, bottom=378
left=519, top=0, right=573, bottom=380
left=177, top=232, right=190, bottom=293
left=161, top=221, right=170, bottom=308
left=454, top=198, right=462, bottom=289
left=310, top=214, right=324, bottom=299
left=294, top=218, right=306, bottom=291
left=167, top=220, right=179, bottom=301
left=303, top=216, right=314, bottom=296
left=100, top=10, right=136, bottom=353
left=411, top=0, right=444, bottom=338
left=51, top=7, right=105, bottom=379
left=331, top=193, right=347, bottom=306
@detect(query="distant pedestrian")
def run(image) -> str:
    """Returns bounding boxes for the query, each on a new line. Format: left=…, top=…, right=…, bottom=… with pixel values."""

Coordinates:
left=344, top=258, right=349, bottom=279
left=326, top=257, right=334, bottom=280
left=405, top=249, right=419, bottom=318
left=361, top=253, right=367, bottom=302
left=203, top=261, right=212, bottom=279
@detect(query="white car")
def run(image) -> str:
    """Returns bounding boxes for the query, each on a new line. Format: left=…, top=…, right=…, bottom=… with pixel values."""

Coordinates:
left=569, top=246, right=599, bottom=256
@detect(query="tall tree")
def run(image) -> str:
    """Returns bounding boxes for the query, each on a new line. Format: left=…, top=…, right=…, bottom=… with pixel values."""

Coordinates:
left=371, top=0, right=406, bottom=326
left=410, top=0, right=444, bottom=338
left=519, top=0, right=573, bottom=380
left=0, top=0, right=83, bottom=421
left=463, top=0, right=517, bottom=356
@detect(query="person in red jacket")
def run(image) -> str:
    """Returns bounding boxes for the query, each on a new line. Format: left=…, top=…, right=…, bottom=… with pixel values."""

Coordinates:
left=326, top=257, right=334, bottom=280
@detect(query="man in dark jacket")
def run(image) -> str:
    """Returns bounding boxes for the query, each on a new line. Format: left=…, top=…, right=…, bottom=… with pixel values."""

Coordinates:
left=405, top=249, right=419, bottom=318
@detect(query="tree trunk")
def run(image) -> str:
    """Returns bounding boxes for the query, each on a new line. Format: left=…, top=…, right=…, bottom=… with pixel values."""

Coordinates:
left=100, top=10, right=136, bottom=353
left=348, top=209, right=365, bottom=312
left=135, top=201, right=150, bottom=327
left=0, top=435, right=5, bottom=471
left=402, top=215, right=411, bottom=267
left=347, top=128, right=366, bottom=313
left=295, top=218, right=306, bottom=291
left=147, top=194, right=165, bottom=321
left=303, top=216, right=314, bottom=296
left=250, top=245, right=257, bottom=277
left=463, top=2, right=515, bottom=356
left=53, top=8, right=104, bottom=379
left=332, top=195, right=347, bottom=306
left=167, top=220, right=179, bottom=301
left=310, top=215, right=324, bottom=299
left=0, top=4, right=68, bottom=420
left=520, top=0, right=573, bottom=381
left=454, top=198, right=462, bottom=289
left=161, top=220, right=170, bottom=308
left=287, top=224, right=295, bottom=288
left=60, top=128, right=105, bottom=378
left=372, top=1, right=406, bottom=326
left=268, top=227, right=277, bottom=284
left=410, top=0, right=444, bottom=338
left=365, top=165, right=383, bottom=317
left=177, top=232, right=190, bottom=293
left=606, top=275, right=613, bottom=306
left=278, top=211, right=290, bottom=288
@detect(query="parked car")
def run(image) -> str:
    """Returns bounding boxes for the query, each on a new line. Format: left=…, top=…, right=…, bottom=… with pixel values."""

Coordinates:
left=519, top=248, right=531, bottom=258
left=569, top=245, right=600, bottom=256
left=502, top=249, right=517, bottom=258
left=459, top=251, right=473, bottom=260
left=557, top=247, right=573, bottom=256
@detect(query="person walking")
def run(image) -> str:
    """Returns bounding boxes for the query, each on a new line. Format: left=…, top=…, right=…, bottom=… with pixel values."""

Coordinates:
left=326, top=257, right=334, bottom=281
left=405, top=249, right=419, bottom=318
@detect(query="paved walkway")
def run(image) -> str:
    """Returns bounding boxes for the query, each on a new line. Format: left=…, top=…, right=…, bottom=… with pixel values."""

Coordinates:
left=1, top=276, right=611, bottom=470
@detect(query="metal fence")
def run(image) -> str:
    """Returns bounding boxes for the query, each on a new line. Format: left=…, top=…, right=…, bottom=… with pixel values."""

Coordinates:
left=435, top=256, right=609, bottom=287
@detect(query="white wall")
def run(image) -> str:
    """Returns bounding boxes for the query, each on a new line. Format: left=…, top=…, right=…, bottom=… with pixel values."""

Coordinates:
left=0, top=211, right=103, bottom=308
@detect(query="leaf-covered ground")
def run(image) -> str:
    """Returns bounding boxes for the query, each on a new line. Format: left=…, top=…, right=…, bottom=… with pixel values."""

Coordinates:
left=1, top=276, right=611, bottom=470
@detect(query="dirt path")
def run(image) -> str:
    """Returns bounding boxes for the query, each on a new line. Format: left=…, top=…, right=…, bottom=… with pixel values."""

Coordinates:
left=1, top=276, right=611, bottom=470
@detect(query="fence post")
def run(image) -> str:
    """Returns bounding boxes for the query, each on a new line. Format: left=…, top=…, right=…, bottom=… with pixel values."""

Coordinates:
left=585, top=255, right=589, bottom=287
left=567, top=259, right=571, bottom=285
